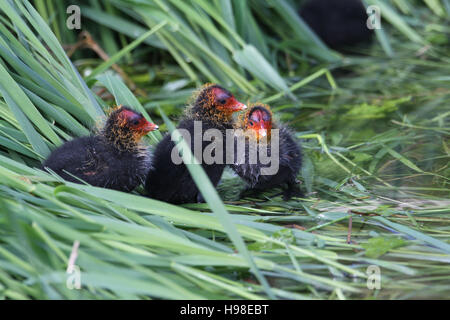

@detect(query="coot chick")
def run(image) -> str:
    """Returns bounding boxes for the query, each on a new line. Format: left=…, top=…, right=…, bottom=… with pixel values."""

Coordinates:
left=232, top=104, right=302, bottom=200
left=299, top=0, right=374, bottom=50
left=145, top=83, right=246, bottom=204
left=42, top=106, right=158, bottom=191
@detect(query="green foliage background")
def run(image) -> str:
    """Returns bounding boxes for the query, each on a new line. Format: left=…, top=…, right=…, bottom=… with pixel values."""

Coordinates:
left=0, top=0, right=449, bottom=299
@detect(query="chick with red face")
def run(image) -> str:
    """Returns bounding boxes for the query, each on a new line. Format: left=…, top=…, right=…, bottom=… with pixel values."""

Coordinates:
left=42, top=106, right=158, bottom=192
left=145, top=83, right=246, bottom=204
left=245, top=106, right=273, bottom=140
left=232, top=104, right=302, bottom=200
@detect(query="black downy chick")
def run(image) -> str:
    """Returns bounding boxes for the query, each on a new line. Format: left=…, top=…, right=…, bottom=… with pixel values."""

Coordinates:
left=299, top=0, right=374, bottom=50
left=42, top=106, right=158, bottom=191
left=145, top=83, right=247, bottom=204
left=231, top=104, right=302, bottom=200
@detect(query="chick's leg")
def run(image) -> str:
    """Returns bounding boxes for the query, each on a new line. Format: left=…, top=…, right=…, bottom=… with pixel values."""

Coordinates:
left=283, top=179, right=303, bottom=201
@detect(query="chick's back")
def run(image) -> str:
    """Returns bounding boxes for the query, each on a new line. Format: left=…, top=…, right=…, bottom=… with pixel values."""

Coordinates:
left=145, top=119, right=226, bottom=204
left=42, top=136, right=149, bottom=191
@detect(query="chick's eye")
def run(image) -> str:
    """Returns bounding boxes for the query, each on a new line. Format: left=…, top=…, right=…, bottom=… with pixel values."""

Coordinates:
left=218, top=99, right=226, bottom=105
left=132, top=119, right=140, bottom=126
left=249, top=121, right=254, bottom=126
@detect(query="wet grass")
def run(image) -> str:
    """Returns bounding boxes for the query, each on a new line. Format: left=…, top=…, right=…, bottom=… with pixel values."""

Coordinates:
left=0, top=0, right=449, bottom=299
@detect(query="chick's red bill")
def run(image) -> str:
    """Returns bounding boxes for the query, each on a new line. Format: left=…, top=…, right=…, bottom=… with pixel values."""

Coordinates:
left=139, top=119, right=159, bottom=134
left=227, top=97, right=247, bottom=112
